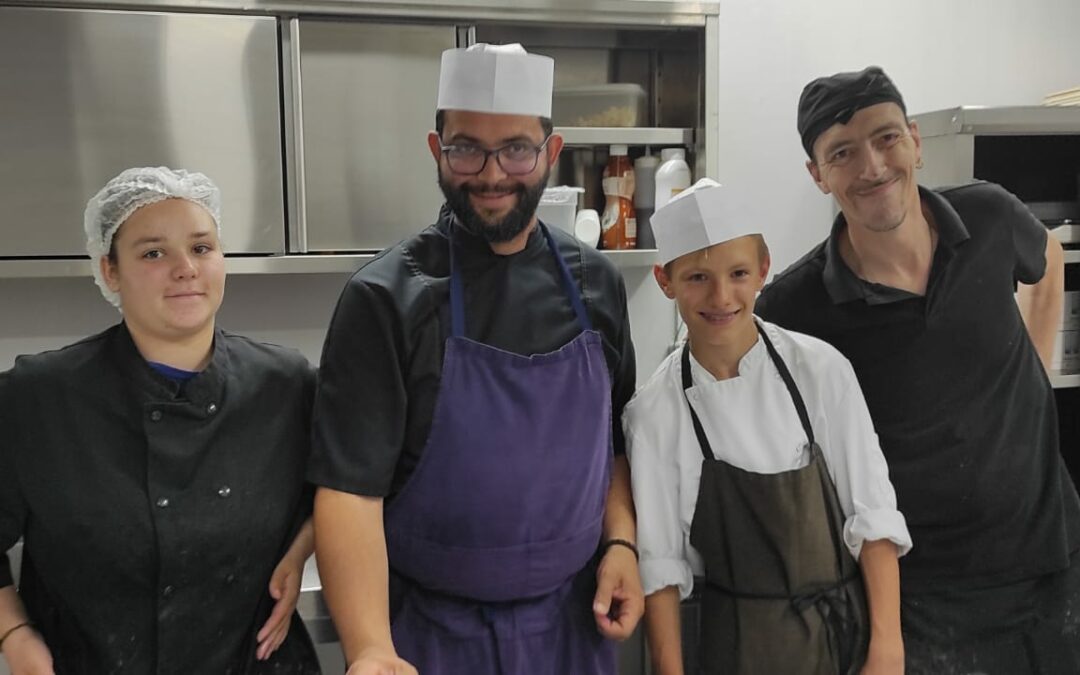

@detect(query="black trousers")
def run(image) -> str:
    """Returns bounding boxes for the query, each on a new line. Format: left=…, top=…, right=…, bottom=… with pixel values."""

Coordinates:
left=903, top=555, right=1080, bottom=675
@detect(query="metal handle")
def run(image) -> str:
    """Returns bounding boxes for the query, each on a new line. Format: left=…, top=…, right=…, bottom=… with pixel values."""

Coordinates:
left=282, top=17, right=309, bottom=253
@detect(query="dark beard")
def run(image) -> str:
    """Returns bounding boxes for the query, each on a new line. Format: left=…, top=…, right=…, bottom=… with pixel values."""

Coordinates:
left=438, top=170, right=548, bottom=244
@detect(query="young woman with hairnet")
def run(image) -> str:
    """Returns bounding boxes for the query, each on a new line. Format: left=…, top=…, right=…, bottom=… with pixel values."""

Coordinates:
left=0, top=167, right=321, bottom=674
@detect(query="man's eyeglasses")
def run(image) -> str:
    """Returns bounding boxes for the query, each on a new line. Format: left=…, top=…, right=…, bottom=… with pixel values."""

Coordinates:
left=440, top=137, right=551, bottom=176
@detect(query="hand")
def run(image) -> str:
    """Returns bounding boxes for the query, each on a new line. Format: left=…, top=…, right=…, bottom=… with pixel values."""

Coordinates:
left=255, top=553, right=304, bottom=661
left=345, top=646, right=418, bottom=675
left=593, top=544, right=645, bottom=640
left=2, top=625, right=55, bottom=675
left=860, top=637, right=904, bottom=675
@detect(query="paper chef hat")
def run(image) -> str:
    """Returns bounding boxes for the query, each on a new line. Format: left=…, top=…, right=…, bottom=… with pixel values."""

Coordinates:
left=652, top=178, right=763, bottom=266
left=437, top=43, right=554, bottom=118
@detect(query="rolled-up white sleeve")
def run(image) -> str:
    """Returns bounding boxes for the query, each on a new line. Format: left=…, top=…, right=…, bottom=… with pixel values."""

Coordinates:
left=625, top=417, right=695, bottom=600
left=821, top=373, right=913, bottom=561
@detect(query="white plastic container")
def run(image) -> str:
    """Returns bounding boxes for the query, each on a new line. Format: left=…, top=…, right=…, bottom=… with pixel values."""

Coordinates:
left=537, top=186, right=584, bottom=234
left=552, top=84, right=647, bottom=128
left=654, top=148, right=692, bottom=211
left=574, top=209, right=601, bottom=248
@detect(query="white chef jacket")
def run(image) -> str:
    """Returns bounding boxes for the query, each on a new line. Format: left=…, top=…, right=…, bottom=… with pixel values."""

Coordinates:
left=625, top=318, right=912, bottom=600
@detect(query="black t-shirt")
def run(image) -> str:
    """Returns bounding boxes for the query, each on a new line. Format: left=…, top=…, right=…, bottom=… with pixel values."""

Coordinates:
left=756, top=182, right=1080, bottom=593
left=308, top=208, right=636, bottom=499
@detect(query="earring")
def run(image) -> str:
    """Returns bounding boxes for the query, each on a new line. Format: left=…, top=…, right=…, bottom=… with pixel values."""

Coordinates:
left=916, top=158, right=924, bottom=169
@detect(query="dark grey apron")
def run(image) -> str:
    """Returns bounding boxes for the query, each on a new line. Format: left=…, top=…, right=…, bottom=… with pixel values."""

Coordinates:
left=682, top=323, right=869, bottom=674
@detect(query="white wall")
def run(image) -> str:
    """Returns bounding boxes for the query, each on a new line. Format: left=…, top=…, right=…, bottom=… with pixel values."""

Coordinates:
left=714, top=0, right=1080, bottom=273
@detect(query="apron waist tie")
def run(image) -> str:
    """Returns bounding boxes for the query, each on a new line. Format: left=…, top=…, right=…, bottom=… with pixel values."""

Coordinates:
left=706, top=574, right=861, bottom=672
left=704, top=574, right=857, bottom=604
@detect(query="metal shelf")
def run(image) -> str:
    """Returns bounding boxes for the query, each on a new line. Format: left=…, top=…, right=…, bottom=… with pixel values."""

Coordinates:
left=1051, top=371, right=1080, bottom=389
left=555, top=127, right=694, bottom=147
left=915, top=106, right=1080, bottom=138
left=0, top=259, right=89, bottom=278
left=0, top=255, right=376, bottom=278
left=600, top=248, right=659, bottom=268
left=226, top=255, right=373, bottom=275
left=2, top=0, right=718, bottom=26
left=0, top=249, right=657, bottom=277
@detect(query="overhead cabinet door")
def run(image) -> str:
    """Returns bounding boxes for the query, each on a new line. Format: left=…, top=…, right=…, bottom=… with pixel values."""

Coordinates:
left=0, top=7, right=285, bottom=257
left=296, top=20, right=457, bottom=252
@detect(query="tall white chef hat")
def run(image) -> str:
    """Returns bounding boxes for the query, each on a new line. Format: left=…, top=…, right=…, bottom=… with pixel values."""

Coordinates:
left=652, top=178, right=763, bottom=266
left=437, top=43, right=554, bottom=118
left=84, top=166, right=222, bottom=308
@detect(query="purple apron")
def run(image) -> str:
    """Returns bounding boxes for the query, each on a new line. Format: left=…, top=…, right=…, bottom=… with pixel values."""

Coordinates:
left=383, top=222, right=618, bottom=674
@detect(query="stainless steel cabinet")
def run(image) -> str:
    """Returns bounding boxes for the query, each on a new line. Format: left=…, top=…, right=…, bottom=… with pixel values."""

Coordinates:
left=294, top=20, right=456, bottom=252
left=0, top=7, right=285, bottom=256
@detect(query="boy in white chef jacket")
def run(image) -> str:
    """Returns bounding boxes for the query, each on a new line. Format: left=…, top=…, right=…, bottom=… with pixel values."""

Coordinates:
left=625, top=178, right=912, bottom=675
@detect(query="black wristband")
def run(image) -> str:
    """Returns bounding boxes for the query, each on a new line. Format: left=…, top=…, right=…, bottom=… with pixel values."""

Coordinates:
left=602, top=538, right=639, bottom=561
left=0, top=620, right=33, bottom=649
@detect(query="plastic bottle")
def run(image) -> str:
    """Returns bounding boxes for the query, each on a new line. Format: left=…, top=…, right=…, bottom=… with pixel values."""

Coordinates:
left=633, top=153, right=660, bottom=249
left=574, top=209, right=601, bottom=248
left=600, top=145, right=636, bottom=250
left=654, top=148, right=692, bottom=211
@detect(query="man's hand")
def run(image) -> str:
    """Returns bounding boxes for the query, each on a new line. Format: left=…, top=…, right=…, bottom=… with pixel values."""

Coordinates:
left=593, top=543, right=644, bottom=640
left=860, top=636, right=904, bottom=675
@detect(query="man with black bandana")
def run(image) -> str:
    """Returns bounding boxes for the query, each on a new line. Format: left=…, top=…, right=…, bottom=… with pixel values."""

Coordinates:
left=308, top=44, right=643, bottom=675
left=756, top=65, right=1080, bottom=673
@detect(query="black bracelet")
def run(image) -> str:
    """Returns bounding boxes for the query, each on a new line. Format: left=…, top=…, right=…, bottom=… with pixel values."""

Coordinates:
left=602, top=538, right=639, bottom=561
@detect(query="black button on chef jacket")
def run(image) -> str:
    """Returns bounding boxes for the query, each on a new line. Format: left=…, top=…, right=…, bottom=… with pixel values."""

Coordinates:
left=308, top=206, right=636, bottom=499
left=756, top=182, right=1080, bottom=593
left=0, top=323, right=320, bottom=674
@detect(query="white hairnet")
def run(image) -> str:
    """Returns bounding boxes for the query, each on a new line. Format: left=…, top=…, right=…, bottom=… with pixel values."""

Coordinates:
left=84, top=166, right=222, bottom=308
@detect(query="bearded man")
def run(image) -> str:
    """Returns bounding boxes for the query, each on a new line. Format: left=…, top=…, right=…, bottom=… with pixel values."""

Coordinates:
left=307, top=43, right=643, bottom=675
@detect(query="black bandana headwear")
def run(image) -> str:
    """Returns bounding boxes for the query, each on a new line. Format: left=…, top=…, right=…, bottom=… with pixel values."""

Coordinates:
left=797, top=66, right=906, bottom=159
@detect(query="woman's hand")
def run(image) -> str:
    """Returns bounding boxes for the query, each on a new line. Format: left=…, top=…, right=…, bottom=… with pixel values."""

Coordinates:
left=255, top=552, right=304, bottom=661
left=2, top=625, right=55, bottom=675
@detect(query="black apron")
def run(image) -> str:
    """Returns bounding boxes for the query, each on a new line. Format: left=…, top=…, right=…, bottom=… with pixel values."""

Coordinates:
left=902, top=552, right=1080, bottom=675
left=683, top=323, right=869, bottom=675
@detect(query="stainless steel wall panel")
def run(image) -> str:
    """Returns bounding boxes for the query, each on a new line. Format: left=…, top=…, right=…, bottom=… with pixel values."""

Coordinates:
left=0, top=7, right=285, bottom=256
left=297, top=20, right=455, bottom=251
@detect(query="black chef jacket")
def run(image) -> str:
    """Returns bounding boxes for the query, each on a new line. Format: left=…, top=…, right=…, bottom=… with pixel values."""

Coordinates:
left=756, top=182, right=1080, bottom=593
left=0, top=323, right=320, bottom=674
left=308, top=207, right=636, bottom=499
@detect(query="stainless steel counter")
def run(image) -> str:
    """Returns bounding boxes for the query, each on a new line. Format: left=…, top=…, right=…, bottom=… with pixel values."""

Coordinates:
left=299, top=557, right=339, bottom=644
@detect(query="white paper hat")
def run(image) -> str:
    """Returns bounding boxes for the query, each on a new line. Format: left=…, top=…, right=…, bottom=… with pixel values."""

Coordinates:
left=437, top=43, right=554, bottom=117
left=652, top=178, right=762, bottom=265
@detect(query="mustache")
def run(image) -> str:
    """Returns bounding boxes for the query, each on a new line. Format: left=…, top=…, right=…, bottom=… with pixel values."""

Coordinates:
left=857, top=175, right=898, bottom=190
left=460, top=181, right=523, bottom=195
